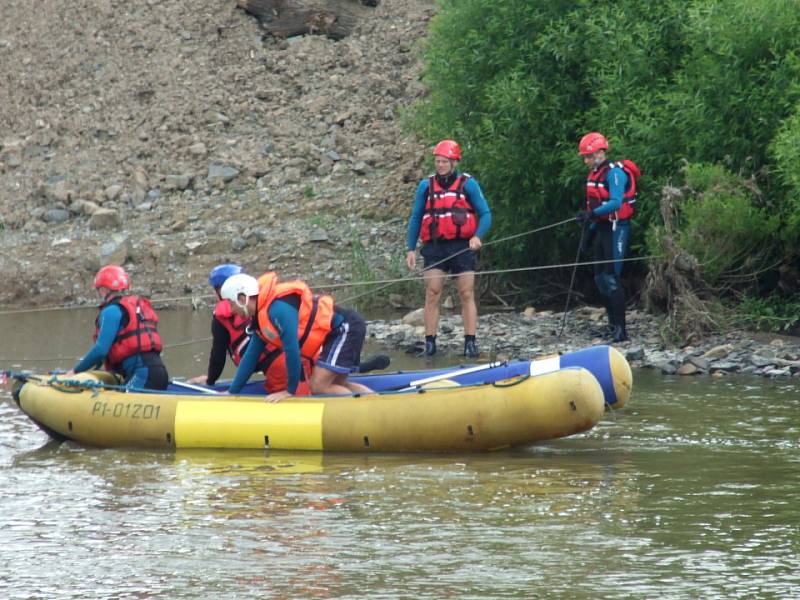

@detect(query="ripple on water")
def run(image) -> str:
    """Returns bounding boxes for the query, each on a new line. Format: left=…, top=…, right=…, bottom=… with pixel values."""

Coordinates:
left=1, top=371, right=800, bottom=598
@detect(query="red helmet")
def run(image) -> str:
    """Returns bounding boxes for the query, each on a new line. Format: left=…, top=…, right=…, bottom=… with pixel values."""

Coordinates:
left=94, top=265, right=130, bottom=291
left=578, top=132, right=609, bottom=155
left=433, top=139, right=461, bottom=161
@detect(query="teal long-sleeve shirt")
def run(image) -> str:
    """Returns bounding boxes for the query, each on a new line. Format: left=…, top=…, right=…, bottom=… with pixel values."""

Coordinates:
left=72, top=303, right=144, bottom=379
left=590, top=166, right=628, bottom=218
left=406, top=174, right=492, bottom=250
left=227, top=299, right=345, bottom=395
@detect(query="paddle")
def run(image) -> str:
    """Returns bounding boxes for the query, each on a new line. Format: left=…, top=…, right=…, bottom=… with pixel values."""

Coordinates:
left=401, top=361, right=505, bottom=390
left=171, top=380, right=221, bottom=395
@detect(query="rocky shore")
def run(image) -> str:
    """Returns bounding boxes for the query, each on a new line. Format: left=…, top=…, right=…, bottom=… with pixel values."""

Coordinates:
left=0, top=0, right=432, bottom=307
left=367, top=306, right=800, bottom=379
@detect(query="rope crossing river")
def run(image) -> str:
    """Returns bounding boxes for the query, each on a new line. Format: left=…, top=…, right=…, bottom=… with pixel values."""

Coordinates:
left=0, top=216, right=659, bottom=363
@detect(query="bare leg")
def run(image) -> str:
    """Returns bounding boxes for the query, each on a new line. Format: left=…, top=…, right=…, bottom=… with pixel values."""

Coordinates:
left=310, top=368, right=373, bottom=395
left=457, top=271, right=477, bottom=335
left=310, top=367, right=351, bottom=395
left=343, top=380, right=374, bottom=394
left=423, top=268, right=446, bottom=336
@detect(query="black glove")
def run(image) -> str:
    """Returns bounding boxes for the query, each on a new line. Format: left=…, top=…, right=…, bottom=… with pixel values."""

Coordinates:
left=575, top=210, right=592, bottom=223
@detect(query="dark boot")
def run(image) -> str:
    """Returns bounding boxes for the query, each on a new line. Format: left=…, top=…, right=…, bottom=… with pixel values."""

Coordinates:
left=605, top=301, right=616, bottom=334
left=357, top=354, right=391, bottom=373
left=610, top=325, right=628, bottom=343
left=418, top=335, right=437, bottom=357
left=464, top=335, right=479, bottom=359
left=609, top=293, right=628, bottom=343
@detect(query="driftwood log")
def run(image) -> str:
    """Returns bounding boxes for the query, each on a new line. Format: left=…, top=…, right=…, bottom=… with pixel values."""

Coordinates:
left=237, top=0, right=379, bottom=40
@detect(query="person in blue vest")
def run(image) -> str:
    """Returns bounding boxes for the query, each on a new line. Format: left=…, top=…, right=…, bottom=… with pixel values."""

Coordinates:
left=575, top=132, right=639, bottom=343
left=66, top=265, right=169, bottom=390
left=406, top=139, right=492, bottom=358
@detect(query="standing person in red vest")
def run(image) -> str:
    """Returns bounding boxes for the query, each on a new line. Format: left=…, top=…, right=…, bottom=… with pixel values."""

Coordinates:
left=575, top=132, right=640, bottom=343
left=405, top=140, right=492, bottom=358
left=67, top=265, right=169, bottom=390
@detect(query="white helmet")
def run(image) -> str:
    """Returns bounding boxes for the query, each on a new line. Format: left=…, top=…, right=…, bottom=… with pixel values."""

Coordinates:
left=220, top=273, right=259, bottom=309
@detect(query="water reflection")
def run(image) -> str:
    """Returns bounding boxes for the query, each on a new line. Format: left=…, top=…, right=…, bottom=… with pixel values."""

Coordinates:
left=2, top=310, right=800, bottom=598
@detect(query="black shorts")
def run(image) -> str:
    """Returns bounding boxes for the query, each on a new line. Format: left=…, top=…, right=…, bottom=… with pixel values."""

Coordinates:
left=421, top=239, right=477, bottom=274
left=142, top=351, right=169, bottom=390
left=317, top=306, right=366, bottom=375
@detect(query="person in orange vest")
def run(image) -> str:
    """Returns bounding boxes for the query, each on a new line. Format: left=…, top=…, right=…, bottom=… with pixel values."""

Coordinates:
left=406, top=139, right=492, bottom=358
left=66, top=265, right=169, bottom=390
left=186, top=264, right=314, bottom=395
left=575, top=132, right=639, bottom=343
left=220, top=272, right=373, bottom=401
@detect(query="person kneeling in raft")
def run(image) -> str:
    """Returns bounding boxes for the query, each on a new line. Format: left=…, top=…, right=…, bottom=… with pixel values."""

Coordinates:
left=220, top=272, right=374, bottom=402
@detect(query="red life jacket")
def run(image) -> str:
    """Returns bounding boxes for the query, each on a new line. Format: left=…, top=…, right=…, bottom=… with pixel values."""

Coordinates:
left=419, top=173, right=478, bottom=242
left=213, top=299, right=255, bottom=366
left=214, top=299, right=311, bottom=396
left=585, top=159, right=640, bottom=221
left=96, top=295, right=163, bottom=370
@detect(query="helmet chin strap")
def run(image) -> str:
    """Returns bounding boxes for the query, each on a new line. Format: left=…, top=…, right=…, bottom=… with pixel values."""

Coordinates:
left=233, top=293, right=250, bottom=311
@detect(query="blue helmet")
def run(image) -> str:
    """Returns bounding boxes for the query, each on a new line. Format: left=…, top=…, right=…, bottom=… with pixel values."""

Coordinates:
left=208, top=264, right=242, bottom=288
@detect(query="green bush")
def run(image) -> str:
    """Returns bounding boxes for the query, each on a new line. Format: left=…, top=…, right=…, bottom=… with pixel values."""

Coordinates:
left=770, top=102, right=800, bottom=244
left=737, top=294, right=800, bottom=333
left=677, top=164, right=778, bottom=286
left=408, top=0, right=800, bottom=299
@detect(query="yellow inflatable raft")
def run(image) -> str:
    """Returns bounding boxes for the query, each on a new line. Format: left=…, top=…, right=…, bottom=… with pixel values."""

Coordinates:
left=12, top=368, right=605, bottom=452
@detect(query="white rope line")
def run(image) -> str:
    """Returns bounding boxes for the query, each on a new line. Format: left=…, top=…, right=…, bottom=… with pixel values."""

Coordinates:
left=0, top=254, right=656, bottom=364
left=336, top=218, right=577, bottom=303
left=0, top=251, right=657, bottom=317
left=337, top=254, right=659, bottom=304
left=0, top=336, right=216, bottom=364
left=0, top=217, right=646, bottom=316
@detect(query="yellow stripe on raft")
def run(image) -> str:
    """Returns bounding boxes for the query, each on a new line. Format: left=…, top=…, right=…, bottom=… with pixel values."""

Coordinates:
left=174, top=401, right=325, bottom=450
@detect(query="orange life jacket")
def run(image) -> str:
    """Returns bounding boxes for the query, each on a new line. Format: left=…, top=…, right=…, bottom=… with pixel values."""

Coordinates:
left=96, top=294, right=163, bottom=371
left=419, top=173, right=478, bottom=242
left=585, top=159, right=640, bottom=221
left=214, top=299, right=312, bottom=396
left=261, top=351, right=313, bottom=396
left=254, top=272, right=334, bottom=362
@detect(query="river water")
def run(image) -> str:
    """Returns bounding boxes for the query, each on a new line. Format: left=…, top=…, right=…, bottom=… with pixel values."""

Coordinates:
left=1, top=308, right=799, bottom=598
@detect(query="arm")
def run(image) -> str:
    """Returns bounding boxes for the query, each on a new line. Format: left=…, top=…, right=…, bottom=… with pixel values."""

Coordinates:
left=267, top=300, right=302, bottom=394
left=227, top=332, right=266, bottom=394
left=72, top=304, right=123, bottom=373
left=406, top=179, right=429, bottom=251
left=591, top=167, right=627, bottom=217
left=205, top=318, right=230, bottom=385
left=464, top=177, right=492, bottom=240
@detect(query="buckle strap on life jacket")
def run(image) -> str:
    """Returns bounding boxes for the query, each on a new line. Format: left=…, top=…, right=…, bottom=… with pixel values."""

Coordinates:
left=298, top=296, right=320, bottom=350
left=256, top=346, right=281, bottom=373
left=426, top=174, right=472, bottom=242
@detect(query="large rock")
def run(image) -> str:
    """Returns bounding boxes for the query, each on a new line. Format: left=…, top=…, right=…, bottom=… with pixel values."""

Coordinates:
left=164, top=174, right=193, bottom=191
left=99, top=235, right=130, bottom=265
left=43, top=208, right=70, bottom=223
left=104, top=184, right=123, bottom=202
left=402, top=308, right=424, bottom=327
left=207, top=163, right=239, bottom=184
left=89, top=208, right=121, bottom=230
left=702, top=344, right=733, bottom=360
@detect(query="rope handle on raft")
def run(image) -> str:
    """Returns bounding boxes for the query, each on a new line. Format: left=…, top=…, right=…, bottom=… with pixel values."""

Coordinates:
left=2, top=369, right=135, bottom=395
left=491, top=374, right=530, bottom=388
